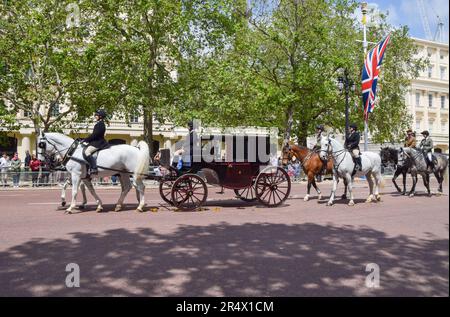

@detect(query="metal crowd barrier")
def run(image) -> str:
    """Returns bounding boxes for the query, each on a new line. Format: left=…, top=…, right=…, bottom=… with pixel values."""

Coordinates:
left=0, top=170, right=132, bottom=188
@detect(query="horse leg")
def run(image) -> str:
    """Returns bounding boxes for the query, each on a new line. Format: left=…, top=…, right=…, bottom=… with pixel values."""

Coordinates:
left=342, top=178, right=348, bottom=200
left=374, top=171, right=382, bottom=201
left=304, top=173, right=313, bottom=201
left=326, top=174, right=339, bottom=206
left=83, top=179, right=103, bottom=212
left=115, top=174, right=132, bottom=212
left=79, top=181, right=87, bottom=209
left=392, top=169, right=402, bottom=193
left=425, top=173, right=432, bottom=196
left=311, top=178, right=322, bottom=200
left=434, top=170, right=442, bottom=194
left=438, top=171, right=444, bottom=193
left=61, top=178, right=69, bottom=207
left=134, top=178, right=146, bottom=212
left=346, top=174, right=355, bottom=206
left=408, top=172, right=418, bottom=197
left=66, top=175, right=81, bottom=214
left=366, top=172, right=374, bottom=203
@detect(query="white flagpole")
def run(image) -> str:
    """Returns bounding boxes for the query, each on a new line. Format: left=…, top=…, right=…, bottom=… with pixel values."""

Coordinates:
left=361, top=2, right=369, bottom=152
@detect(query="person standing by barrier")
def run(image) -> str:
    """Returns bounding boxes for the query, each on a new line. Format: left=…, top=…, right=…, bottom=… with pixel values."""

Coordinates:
left=29, top=155, right=40, bottom=187
left=40, top=160, right=50, bottom=186
left=0, top=153, right=10, bottom=187
left=10, top=153, right=21, bottom=188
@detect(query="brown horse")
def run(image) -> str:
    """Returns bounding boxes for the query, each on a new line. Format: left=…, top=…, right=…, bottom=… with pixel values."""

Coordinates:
left=281, top=144, right=347, bottom=201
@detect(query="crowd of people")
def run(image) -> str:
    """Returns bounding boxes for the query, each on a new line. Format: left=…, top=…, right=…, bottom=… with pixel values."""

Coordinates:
left=0, top=151, right=120, bottom=188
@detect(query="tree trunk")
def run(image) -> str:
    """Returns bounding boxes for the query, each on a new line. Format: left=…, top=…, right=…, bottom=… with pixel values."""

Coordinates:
left=284, top=105, right=294, bottom=145
left=143, top=106, right=154, bottom=158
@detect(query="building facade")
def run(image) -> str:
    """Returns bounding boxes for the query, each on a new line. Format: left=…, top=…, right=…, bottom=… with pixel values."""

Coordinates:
left=406, top=38, right=449, bottom=153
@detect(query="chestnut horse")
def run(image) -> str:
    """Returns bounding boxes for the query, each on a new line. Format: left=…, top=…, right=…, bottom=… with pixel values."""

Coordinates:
left=282, top=144, right=348, bottom=201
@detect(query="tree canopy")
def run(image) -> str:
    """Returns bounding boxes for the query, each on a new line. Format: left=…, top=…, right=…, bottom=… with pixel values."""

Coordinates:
left=0, top=0, right=427, bottom=146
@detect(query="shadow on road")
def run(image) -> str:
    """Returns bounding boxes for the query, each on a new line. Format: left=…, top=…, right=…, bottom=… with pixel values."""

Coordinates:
left=0, top=223, right=448, bottom=296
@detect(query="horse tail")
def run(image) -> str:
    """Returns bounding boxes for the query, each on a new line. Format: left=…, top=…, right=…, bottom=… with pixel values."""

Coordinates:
left=134, top=141, right=150, bottom=180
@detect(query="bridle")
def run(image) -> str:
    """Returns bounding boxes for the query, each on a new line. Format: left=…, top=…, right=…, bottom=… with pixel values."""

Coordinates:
left=37, top=135, right=73, bottom=170
left=320, top=138, right=348, bottom=171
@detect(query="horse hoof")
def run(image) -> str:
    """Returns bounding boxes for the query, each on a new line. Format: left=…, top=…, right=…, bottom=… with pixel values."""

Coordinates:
left=96, top=207, right=104, bottom=213
left=401, top=192, right=406, bottom=196
left=318, top=195, right=322, bottom=200
left=376, top=195, right=381, bottom=201
left=366, top=198, right=372, bottom=203
left=304, top=196, right=309, bottom=202
left=136, top=208, right=144, bottom=213
left=114, top=205, right=122, bottom=212
left=326, top=202, right=333, bottom=206
left=348, top=201, right=355, bottom=206
left=65, top=209, right=72, bottom=214
left=409, top=193, right=414, bottom=198
left=79, top=205, right=85, bottom=210
left=341, top=195, right=347, bottom=200
left=61, top=201, right=66, bottom=207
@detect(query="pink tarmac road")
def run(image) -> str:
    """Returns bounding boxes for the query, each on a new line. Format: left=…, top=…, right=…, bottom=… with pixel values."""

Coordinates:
left=0, top=178, right=448, bottom=296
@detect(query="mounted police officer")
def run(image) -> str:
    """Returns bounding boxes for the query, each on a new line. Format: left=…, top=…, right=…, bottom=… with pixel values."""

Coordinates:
left=404, top=129, right=416, bottom=148
left=314, top=124, right=327, bottom=181
left=83, top=110, right=108, bottom=175
left=345, top=123, right=362, bottom=172
left=419, top=130, right=435, bottom=170
left=314, top=125, right=325, bottom=151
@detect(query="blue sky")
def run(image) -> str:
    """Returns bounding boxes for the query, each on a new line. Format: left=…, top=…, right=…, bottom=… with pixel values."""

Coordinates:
left=365, top=0, right=449, bottom=42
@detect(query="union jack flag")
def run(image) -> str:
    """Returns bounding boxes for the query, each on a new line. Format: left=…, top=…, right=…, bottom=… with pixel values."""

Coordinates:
left=361, top=34, right=391, bottom=121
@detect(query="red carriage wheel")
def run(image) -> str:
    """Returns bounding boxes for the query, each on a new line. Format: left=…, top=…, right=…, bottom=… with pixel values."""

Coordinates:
left=171, top=174, right=208, bottom=211
left=159, top=166, right=178, bottom=205
left=255, top=166, right=291, bottom=207
left=234, top=185, right=257, bottom=202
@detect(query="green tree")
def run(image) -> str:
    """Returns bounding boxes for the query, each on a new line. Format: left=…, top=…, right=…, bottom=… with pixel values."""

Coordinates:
left=0, top=0, right=103, bottom=134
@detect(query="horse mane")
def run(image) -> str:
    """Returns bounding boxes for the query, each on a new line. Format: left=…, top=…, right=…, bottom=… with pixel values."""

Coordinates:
left=45, top=132, right=74, bottom=145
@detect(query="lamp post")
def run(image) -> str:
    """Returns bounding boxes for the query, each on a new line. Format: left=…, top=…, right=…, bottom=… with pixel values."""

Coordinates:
left=361, top=1, right=369, bottom=151
left=337, top=69, right=355, bottom=141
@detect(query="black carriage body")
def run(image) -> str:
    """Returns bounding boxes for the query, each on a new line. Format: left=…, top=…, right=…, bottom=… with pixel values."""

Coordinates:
left=187, top=134, right=273, bottom=190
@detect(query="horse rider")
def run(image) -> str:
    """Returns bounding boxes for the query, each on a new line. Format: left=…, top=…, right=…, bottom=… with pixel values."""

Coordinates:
left=419, top=130, right=435, bottom=170
left=82, top=109, right=108, bottom=175
left=404, top=129, right=416, bottom=148
left=314, top=124, right=327, bottom=181
left=345, top=123, right=362, bottom=172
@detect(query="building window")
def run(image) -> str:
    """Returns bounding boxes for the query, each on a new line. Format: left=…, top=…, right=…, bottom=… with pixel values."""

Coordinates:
left=440, top=67, right=446, bottom=80
left=441, top=96, right=446, bottom=109
left=130, top=114, right=139, bottom=123
left=416, top=119, right=421, bottom=131
left=428, top=66, right=433, bottom=78
left=442, top=121, right=448, bottom=133
left=428, top=94, right=433, bottom=107
left=50, top=103, right=60, bottom=117
left=23, top=110, right=32, bottom=118
left=415, top=92, right=420, bottom=107
left=428, top=120, right=434, bottom=132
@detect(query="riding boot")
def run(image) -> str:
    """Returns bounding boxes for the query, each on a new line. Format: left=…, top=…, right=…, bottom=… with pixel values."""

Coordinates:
left=86, top=155, right=98, bottom=175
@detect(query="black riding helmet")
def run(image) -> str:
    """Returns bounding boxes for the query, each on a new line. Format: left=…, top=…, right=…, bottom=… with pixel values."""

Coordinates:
left=349, top=123, right=358, bottom=130
left=421, top=130, right=429, bottom=136
left=95, top=109, right=107, bottom=119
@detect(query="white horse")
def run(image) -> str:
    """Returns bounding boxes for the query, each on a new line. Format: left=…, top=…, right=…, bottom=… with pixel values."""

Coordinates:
left=319, top=135, right=383, bottom=206
left=37, top=132, right=149, bottom=213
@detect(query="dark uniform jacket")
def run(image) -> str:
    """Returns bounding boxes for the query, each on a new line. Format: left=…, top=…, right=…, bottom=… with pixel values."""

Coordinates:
left=419, top=137, right=433, bottom=153
left=84, top=120, right=108, bottom=148
left=345, top=131, right=360, bottom=151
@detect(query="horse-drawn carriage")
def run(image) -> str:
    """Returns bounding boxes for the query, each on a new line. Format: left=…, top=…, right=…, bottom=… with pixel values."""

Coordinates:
left=153, top=133, right=291, bottom=211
